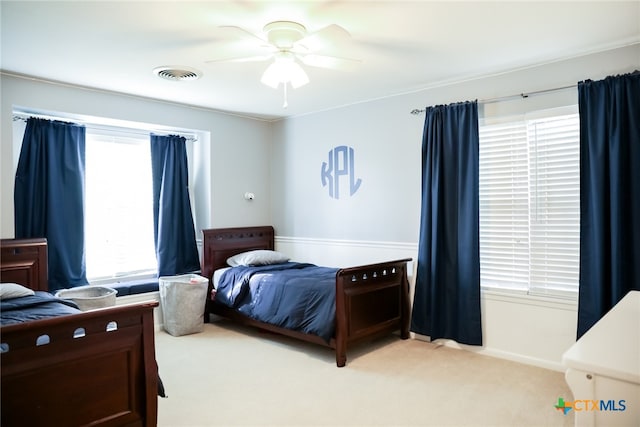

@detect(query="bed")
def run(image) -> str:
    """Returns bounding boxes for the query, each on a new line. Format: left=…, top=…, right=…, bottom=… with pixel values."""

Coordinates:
left=0, top=237, right=159, bottom=427
left=201, top=226, right=412, bottom=367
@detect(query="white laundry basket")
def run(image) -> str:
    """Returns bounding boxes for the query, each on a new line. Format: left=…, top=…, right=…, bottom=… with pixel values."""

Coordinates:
left=55, top=285, right=117, bottom=311
left=159, top=274, right=209, bottom=336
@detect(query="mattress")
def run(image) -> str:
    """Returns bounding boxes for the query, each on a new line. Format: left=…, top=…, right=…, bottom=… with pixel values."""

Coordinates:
left=1, top=291, right=81, bottom=326
left=214, top=262, right=338, bottom=341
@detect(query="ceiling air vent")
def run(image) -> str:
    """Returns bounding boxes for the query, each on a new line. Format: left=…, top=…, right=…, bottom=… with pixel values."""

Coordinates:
left=153, top=66, right=201, bottom=81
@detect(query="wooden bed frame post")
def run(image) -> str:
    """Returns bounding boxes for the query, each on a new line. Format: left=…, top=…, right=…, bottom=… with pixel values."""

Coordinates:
left=400, top=264, right=411, bottom=339
left=334, top=273, right=348, bottom=368
left=141, top=306, right=160, bottom=426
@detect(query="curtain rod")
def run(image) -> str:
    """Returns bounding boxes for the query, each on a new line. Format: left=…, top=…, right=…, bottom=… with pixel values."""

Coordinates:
left=409, top=83, right=576, bottom=115
left=12, top=112, right=198, bottom=142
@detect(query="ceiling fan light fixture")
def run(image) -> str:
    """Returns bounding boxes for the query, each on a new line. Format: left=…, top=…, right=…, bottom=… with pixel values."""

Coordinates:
left=260, top=53, right=309, bottom=89
left=263, top=21, right=306, bottom=49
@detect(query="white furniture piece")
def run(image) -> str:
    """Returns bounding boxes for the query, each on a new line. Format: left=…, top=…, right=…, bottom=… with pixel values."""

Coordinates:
left=563, top=290, right=639, bottom=426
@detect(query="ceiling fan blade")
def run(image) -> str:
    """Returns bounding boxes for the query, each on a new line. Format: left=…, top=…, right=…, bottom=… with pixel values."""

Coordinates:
left=299, top=54, right=361, bottom=71
left=218, top=25, right=271, bottom=47
left=295, top=24, right=351, bottom=52
left=205, top=54, right=273, bottom=64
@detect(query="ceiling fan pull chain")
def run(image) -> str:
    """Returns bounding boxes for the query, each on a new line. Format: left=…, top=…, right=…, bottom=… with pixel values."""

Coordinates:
left=283, top=82, right=289, bottom=108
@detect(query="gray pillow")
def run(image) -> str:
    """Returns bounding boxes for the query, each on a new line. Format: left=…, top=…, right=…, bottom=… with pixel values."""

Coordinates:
left=0, top=283, right=36, bottom=300
left=227, top=250, right=290, bottom=267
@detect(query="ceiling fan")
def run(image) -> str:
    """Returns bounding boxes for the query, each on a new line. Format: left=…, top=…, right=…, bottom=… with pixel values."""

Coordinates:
left=206, top=21, right=361, bottom=107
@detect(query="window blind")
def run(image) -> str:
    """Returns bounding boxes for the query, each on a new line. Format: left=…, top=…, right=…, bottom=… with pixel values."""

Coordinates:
left=479, top=113, right=580, bottom=297
left=479, top=121, right=530, bottom=291
left=527, top=114, right=580, bottom=296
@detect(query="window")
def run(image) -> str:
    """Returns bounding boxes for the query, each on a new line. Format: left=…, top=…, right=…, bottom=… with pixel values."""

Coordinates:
left=12, top=109, right=204, bottom=284
left=84, top=130, right=157, bottom=280
left=479, top=111, right=580, bottom=298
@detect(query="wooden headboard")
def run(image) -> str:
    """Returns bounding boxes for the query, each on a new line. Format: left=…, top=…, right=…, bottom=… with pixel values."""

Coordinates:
left=1, top=238, right=48, bottom=292
left=200, top=226, right=274, bottom=281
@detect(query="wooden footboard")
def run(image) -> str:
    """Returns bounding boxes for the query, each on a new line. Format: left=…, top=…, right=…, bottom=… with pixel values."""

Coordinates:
left=201, top=226, right=411, bottom=367
left=1, top=301, right=159, bottom=427
left=1, top=237, right=160, bottom=425
left=335, top=258, right=411, bottom=367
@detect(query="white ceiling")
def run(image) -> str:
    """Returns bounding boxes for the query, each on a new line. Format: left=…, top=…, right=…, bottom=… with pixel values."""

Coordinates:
left=2, top=1, right=639, bottom=121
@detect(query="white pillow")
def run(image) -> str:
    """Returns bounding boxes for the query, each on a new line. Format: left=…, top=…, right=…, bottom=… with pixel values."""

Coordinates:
left=0, top=283, right=36, bottom=300
left=227, top=250, right=290, bottom=267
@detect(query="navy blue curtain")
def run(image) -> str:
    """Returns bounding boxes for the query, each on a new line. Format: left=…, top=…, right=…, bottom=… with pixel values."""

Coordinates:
left=14, top=118, right=88, bottom=292
left=410, top=101, right=482, bottom=346
left=150, top=134, right=200, bottom=277
left=577, top=71, right=640, bottom=338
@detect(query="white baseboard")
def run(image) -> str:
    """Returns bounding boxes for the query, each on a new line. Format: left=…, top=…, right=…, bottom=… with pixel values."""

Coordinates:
left=411, top=333, right=565, bottom=372
left=476, top=347, right=565, bottom=372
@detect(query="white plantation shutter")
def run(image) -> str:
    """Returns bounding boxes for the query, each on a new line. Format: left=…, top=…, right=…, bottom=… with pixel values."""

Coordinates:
left=479, top=112, right=580, bottom=297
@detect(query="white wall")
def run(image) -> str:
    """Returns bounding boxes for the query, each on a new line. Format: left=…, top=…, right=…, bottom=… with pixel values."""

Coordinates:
left=270, top=97, right=421, bottom=242
left=0, top=74, right=273, bottom=238
left=270, top=44, right=640, bottom=370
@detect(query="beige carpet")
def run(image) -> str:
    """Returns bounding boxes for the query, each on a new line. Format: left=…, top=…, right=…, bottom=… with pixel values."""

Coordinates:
left=155, top=319, right=575, bottom=427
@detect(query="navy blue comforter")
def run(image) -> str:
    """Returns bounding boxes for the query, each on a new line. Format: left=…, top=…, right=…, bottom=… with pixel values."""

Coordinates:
left=1, top=291, right=81, bottom=326
left=215, top=262, right=338, bottom=342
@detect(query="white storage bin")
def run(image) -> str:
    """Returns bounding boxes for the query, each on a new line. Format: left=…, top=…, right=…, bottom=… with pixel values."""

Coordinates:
left=55, top=285, right=117, bottom=311
left=159, top=274, right=209, bottom=336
